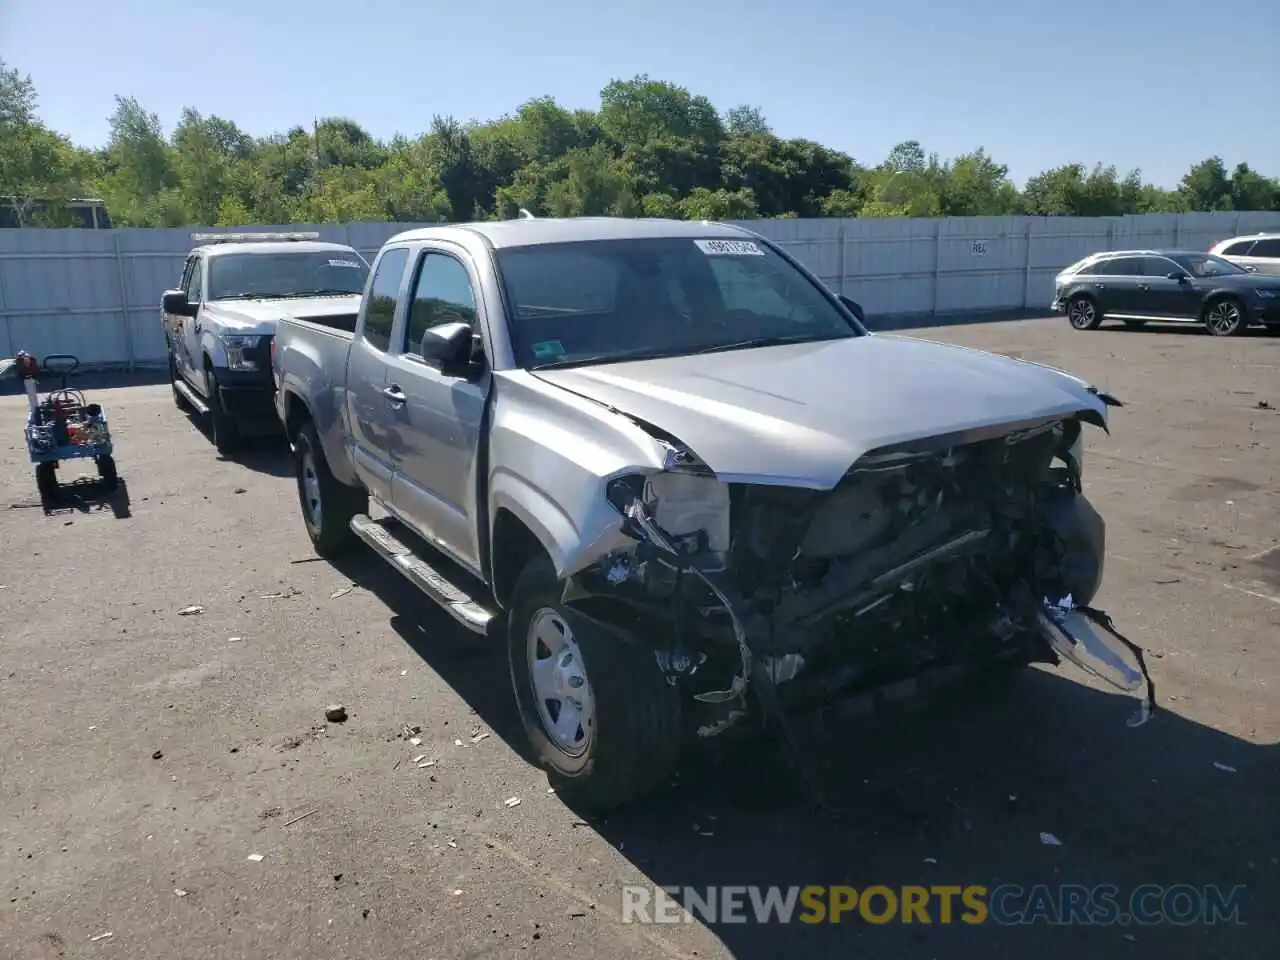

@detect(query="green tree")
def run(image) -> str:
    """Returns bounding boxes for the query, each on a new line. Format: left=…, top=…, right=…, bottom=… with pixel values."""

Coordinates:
left=0, top=60, right=85, bottom=224
left=5, top=66, right=1279, bottom=229
left=1178, top=157, right=1234, bottom=212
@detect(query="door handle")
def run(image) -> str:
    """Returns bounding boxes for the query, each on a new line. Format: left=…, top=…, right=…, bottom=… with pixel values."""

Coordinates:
left=1096, top=283, right=1106, bottom=289
left=1138, top=283, right=1149, bottom=290
left=383, top=385, right=406, bottom=405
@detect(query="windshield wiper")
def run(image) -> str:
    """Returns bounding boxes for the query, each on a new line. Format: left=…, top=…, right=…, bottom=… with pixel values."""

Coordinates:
left=690, top=333, right=839, bottom=355
left=530, top=346, right=685, bottom=370
left=292, top=288, right=362, bottom=297
left=213, top=293, right=297, bottom=301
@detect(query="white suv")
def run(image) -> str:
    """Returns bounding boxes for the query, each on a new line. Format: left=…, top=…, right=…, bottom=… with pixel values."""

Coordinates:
left=1209, top=233, right=1280, bottom=276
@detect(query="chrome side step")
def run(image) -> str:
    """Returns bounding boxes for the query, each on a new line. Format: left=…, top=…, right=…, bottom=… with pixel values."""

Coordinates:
left=174, top=379, right=210, bottom=415
left=349, top=513, right=496, bottom=634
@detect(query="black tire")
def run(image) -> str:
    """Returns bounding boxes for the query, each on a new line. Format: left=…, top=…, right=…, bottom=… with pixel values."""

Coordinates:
left=96, top=455, right=119, bottom=490
left=1204, top=296, right=1246, bottom=337
left=1067, top=295, right=1102, bottom=330
left=204, top=363, right=240, bottom=454
left=506, top=554, right=682, bottom=811
left=35, top=462, right=57, bottom=501
left=293, top=420, right=367, bottom=557
left=169, top=353, right=190, bottom=411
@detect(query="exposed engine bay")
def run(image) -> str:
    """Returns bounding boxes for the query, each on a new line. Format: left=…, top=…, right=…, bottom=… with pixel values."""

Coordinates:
left=564, top=411, right=1156, bottom=744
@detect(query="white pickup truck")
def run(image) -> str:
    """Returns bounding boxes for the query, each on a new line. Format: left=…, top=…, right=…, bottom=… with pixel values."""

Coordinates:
left=272, top=216, right=1152, bottom=812
left=161, top=232, right=369, bottom=453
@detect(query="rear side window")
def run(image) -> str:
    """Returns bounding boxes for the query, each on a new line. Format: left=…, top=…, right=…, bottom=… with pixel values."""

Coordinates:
left=362, top=248, right=409, bottom=352
left=1220, top=240, right=1256, bottom=256
left=1097, top=257, right=1141, bottom=275
left=1249, top=238, right=1280, bottom=258
left=1084, top=258, right=1120, bottom=276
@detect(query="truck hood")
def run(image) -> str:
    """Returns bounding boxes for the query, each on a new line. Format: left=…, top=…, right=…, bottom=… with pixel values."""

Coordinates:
left=204, top=295, right=362, bottom=335
left=532, top=334, right=1110, bottom=489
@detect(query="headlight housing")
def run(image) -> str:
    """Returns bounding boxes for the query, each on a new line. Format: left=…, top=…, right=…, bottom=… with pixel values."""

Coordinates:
left=605, top=439, right=730, bottom=554
left=221, top=334, right=267, bottom=371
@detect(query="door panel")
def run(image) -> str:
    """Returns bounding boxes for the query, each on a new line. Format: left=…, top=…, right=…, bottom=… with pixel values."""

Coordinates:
left=346, top=338, right=393, bottom=502
left=344, top=247, right=410, bottom=504
left=1094, top=256, right=1144, bottom=314
left=387, top=357, right=487, bottom=572
left=1137, top=257, right=1197, bottom=318
left=181, top=259, right=205, bottom=389
left=388, top=250, right=489, bottom=573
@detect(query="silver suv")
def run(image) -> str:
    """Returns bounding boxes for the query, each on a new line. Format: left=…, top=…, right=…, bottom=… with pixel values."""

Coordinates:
left=1209, top=233, right=1280, bottom=276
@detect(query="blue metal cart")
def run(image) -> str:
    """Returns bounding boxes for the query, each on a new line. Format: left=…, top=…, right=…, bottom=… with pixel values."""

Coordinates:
left=13, top=352, right=118, bottom=499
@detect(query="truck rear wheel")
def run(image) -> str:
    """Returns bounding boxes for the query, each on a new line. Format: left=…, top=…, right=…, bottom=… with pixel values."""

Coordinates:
left=506, top=555, right=682, bottom=811
left=294, top=421, right=367, bottom=557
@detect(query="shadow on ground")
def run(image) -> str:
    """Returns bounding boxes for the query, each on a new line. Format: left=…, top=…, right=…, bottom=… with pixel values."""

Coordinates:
left=176, top=407, right=293, bottom=478
left=329, top=544, right=1279, bottom=960
left=4, top=474, right=133, bottom=519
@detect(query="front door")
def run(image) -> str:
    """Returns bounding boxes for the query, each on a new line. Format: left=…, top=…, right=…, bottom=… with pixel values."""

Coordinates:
left=1138, top=256, right=1200, bottom=319
left=344, top=246, right=410, bottom=505
left=181, top=258, right=206, bottom=390
left=386, top=248, right=489, bottom=574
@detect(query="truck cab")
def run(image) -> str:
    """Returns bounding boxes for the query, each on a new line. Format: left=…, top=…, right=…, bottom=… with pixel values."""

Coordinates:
left=161, top=232, right=369, bottom=453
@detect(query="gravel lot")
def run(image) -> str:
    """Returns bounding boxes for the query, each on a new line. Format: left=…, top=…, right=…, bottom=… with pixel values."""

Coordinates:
left=2, top=318, right=1277, bottom=960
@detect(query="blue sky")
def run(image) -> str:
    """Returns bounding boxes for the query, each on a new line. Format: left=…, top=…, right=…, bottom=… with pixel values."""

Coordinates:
left=2, top=0, right=1276, bottom=187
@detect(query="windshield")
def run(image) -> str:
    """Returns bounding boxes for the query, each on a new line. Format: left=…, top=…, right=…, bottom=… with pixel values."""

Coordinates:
left=493, top=237, right=860, bottom=369
left=1171, top=253, right=1248, bottom=278
left=208, top=250, right=369, bottom=300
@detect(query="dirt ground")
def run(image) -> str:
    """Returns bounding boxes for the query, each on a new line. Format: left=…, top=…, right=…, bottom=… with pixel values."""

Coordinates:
left=2, top=318, right=1277, bottom=960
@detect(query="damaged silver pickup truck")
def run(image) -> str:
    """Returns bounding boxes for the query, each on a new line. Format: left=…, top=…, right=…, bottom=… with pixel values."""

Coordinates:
left=273, top=216, right=1155, bottom=812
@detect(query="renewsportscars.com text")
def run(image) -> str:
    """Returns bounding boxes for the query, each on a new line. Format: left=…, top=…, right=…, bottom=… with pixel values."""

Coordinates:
left=621, top=883, right=1248, bottom=926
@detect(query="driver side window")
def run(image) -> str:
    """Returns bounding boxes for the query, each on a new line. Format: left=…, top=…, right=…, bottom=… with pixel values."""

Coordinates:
left=185, top=258, right=204, bottom=303
left=404, top=253, right=478, bottom=357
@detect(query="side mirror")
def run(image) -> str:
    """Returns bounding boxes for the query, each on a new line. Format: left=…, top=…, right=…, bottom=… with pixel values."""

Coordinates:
left=420, top=321, right=474, bottom=374
left=1244, top=265, right=1258, bottom=273
left=837, top=294, right=865, bottom=322
left=1166, top=272, right=1189, bottom=282
left=163, top=289, right=198, bottom=316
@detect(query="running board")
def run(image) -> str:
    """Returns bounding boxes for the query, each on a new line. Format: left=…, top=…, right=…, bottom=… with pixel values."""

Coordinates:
left=174, top=379, right=210, bottom=415
left=349, top=514, right=496, bottom=634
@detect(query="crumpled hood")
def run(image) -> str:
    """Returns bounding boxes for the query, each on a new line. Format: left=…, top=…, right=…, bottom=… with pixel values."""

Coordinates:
left=533, top=334, right=1109, bottom=489
left=204, top=295, right=362, bottom=335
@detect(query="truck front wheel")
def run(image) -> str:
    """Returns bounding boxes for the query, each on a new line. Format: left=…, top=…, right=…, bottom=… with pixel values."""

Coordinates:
left=294, top=421, right=367, bottom=557
left=507, top=555, right=682, bottom=811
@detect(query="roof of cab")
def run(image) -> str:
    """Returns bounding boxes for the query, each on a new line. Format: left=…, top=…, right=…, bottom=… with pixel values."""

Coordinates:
left=384, top=216, right=756, bottom=250
left=196, top=240, right=363, bottom=258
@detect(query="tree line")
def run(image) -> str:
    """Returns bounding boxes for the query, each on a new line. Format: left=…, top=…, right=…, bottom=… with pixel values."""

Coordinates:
left=3, top=59, right=1278, bottom=229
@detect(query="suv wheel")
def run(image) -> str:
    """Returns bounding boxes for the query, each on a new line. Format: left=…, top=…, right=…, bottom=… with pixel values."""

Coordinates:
left=294, top=421, right=367, bottom=557
left=507, top=555, right=682, bottom=811
left=1204, top=297, right=1246, bottom=337
left=1067, top=295, right=1102, bottom=330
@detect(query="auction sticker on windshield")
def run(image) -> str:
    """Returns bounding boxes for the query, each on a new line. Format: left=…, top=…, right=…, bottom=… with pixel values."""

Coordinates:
left=694, top=239, right=765, bottom=256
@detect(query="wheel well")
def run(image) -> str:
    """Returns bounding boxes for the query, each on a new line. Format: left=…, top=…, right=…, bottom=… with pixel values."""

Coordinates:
left=491, top=508, right=550, bottom=608
left=1202, top=292, right=1240, bottom=314
left=282, top=391, right=311, bottom=442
